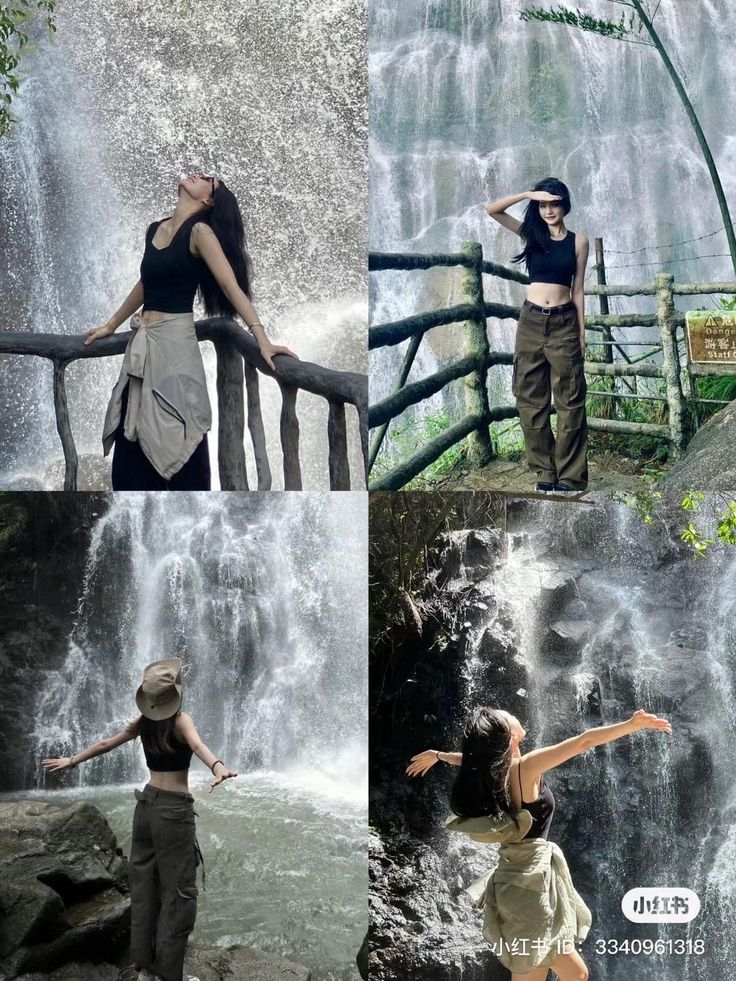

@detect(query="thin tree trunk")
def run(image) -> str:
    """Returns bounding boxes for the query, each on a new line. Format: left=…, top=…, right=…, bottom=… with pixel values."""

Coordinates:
left=631, top=0, right=736, bottom=276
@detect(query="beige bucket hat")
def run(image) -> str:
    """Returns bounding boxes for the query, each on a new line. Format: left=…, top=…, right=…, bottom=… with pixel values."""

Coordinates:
left=136, top=658, right=183, bottom=720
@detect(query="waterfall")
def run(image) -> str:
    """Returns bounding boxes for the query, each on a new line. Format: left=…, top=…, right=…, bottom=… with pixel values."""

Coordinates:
left=450, top=496, right=736, bottom=980
left=369, top=1, right=736, bottom=465
left=32, top=493, right=368, bottom=802
left=0, top=0, right=366, bottom=488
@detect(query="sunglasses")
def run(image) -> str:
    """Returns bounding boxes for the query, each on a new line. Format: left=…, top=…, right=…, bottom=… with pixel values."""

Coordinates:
left=192, top=173, right=216, bottom=201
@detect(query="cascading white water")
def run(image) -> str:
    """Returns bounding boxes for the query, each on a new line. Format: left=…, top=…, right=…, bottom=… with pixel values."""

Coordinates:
left=0, top=0, right=366, bottom=489
left=454, top=497, right=736, bottom=980
left=33, top=492, right=367, bottom=795
left=369, top=1, right=736, bottom=466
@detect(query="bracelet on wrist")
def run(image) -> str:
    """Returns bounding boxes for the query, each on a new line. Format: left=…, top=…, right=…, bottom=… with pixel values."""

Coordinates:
left=435, top=751, right=442, bottom=763
left=211, top=759, right=225, bottom=775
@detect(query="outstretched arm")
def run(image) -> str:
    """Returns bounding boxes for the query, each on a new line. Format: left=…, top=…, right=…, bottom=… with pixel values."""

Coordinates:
left=406, top=749, right=462, bottom=778
left=43, top=717, right=142, bottom=772
left=83, top=281, right=144, bottom=345
left=176, top=712, right=238, bottom=793
left=192, top=224, right=298, bottom=371
left=522, top=710, right=672, bottom=784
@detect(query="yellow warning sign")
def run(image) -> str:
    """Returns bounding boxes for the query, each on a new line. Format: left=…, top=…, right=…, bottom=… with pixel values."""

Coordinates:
left=686, top=310, right=736, bottom=364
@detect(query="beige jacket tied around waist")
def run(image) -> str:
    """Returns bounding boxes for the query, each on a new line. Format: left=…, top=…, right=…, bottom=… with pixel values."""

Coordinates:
left=446, top=811, right=592, bottom=975
left=102, top=312, right=212, bottom=480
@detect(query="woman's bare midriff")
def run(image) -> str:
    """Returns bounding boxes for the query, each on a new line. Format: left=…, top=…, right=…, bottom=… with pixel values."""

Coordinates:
left=142, top=310, right=167, bottom=326
left=148, top=769, right=190, bottom=793
left=526, top=282, right=574, bottom=307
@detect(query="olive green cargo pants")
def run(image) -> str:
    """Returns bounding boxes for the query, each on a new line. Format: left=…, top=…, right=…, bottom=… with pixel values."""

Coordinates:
left=130, top=785, right=199, bottom=981
left=512, top=299, right=588, bottom=489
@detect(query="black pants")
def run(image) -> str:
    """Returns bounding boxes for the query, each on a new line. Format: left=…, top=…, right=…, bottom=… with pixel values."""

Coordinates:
left=111, top=384, right=211, bottom=491
left=130, top=785, right=200, bottom=981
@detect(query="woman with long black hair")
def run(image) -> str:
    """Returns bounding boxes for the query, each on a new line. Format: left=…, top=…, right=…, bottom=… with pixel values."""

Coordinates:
left=84, top=173, right=297, bottom=491
left=407, top=705, right=672, bottom=980
left=43, top=658, right=237, bottom=981
left=486, top=178, right=589, bottom=493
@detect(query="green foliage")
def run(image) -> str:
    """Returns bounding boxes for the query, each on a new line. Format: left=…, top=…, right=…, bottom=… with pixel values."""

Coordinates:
left=586, top=375, right=670, bottom=460
left=0, top=0, right=56, bottom=137
left=369, top=493, right=504, bottom=640
left=491, top=419, right=526, bottom=461
left=614, top=489, right=736, bottom=557
left=519, top=4, right=650, bottom=44
left=374, top=410, right=468, bottom=487
left=0, top=497, right=28, bottom=555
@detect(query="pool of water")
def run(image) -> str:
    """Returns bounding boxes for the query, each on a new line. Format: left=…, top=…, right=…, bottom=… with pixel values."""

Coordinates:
left=5, top=769, right=366, bottom=980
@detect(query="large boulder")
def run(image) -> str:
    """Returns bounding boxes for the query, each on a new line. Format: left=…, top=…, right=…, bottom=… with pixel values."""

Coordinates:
left=660, top=401, right=736, bottom=488
left=0, top=801, right=130, bottom=979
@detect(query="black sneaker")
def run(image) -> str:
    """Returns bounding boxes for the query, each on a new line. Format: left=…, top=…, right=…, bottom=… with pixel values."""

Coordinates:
left=553, top=482, right=585, bottom=494
left=535, top=481, right=556, bottom=493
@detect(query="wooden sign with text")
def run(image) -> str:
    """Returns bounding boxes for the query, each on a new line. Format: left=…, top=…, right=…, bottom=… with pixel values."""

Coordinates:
left=686, top=311, right=736, bottom=364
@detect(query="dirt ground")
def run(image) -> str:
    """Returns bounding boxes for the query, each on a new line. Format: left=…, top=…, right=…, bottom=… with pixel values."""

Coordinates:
left=416, top=451, right=668, bottom=495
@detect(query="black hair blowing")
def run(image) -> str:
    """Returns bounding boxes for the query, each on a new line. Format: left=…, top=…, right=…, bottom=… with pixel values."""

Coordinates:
left=512, top=176, right=572, bottom=273
left=178, top=180, right=254, bottom=317
left=449, top=706, right=517, bottom=821
left=139, top=711, right=185, bottom=758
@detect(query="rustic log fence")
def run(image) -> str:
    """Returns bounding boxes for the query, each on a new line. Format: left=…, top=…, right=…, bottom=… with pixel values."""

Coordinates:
left=368, top=241, right=736, bottom=491
left=0, top=317, right=368, bottom=491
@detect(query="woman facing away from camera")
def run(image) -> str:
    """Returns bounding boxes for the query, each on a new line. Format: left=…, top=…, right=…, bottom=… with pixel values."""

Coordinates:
left=407, top=706, right=672, bottom=980
left=485, top=178, right=589, bottom=494
left=44, top=658, right=237, bottom=981
left=84, top=173, right=297, bottom=491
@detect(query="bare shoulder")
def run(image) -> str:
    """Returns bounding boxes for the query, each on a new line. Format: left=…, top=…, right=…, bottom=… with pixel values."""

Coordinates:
left=191, top=222, right=218, bottom=250
left=575, top=232, right=590, bottom=251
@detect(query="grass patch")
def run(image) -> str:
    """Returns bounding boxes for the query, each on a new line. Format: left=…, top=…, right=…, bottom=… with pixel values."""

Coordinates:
left=372, top=410, right=468, bottom=487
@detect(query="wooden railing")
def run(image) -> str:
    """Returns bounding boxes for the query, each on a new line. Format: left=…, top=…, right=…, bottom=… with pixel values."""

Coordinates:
left=368, top=241, right=736, bottom=490
left=0, top=317, right=368, bottom=491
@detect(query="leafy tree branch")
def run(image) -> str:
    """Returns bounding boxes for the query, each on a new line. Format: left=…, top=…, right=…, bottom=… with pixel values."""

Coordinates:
left=1, top=1, right=57, bottom=137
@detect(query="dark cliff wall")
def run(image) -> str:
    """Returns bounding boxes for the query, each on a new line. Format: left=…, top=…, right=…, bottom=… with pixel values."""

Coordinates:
left=0, top=494, right=110, bottom=791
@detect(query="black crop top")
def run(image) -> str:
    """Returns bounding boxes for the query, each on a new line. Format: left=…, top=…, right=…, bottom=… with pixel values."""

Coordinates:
left=139, top=716, right=193, bottom=772
left=526, top=230, right=577, bottom=288
left=518, top=761, right=555, bottom=840
left=140, top=218, right=204, bottom=313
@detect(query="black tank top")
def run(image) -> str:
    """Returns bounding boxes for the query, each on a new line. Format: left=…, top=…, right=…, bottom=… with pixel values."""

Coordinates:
left=526, top=230, right=576, bottom=288
left=140, top=218, right=204, bottom=313
left=518, top=760, right=555, bottom=840
left=139, top=716, right=193, bottom=772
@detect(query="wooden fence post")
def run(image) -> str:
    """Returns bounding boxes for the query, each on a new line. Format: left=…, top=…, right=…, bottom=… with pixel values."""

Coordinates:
left=214, top=340, right=248, bottom=490
left=368, top=332, right=422, bottom=472
left=655, top=271, right=686, bottom=456
left=594, top=238, right=613, bottom=366
left=462, top=241, right=494, bottom=467
left=52, top=359, right=78, bottom=492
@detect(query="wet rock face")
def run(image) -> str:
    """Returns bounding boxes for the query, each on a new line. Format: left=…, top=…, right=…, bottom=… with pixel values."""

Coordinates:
left=0, top=801, right=130, bottom=979
left=15, top=965, right=120, bottom=981
left=371, top=499, right=734, bottom=981
left=0, top=497, right=104, bottom=792
left=369, top=832, right=507, bottom=981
